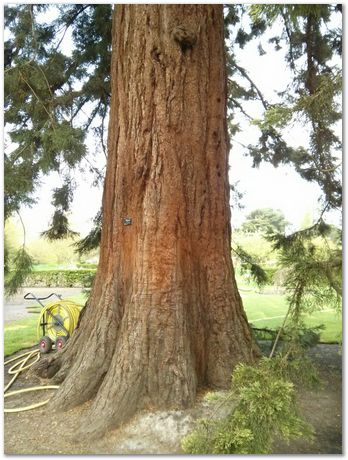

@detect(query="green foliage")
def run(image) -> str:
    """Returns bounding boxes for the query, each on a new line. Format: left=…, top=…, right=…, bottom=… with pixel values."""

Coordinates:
left=245, top=4, right=342, bottom=210
left=267, top=355, right=321, bottom=389
left=253, top=104, right=294, bottom=130
left=232, top=222, right=281, bottom=288
left=234, top=231, right=278, bottom=266
left=241, top=208, right=289, bottom=236
left=74, top=209, right=102, bottom=255
left=41, top=210, right=79, bottom=240
left=232, top=245, right=269, bottom=288
left=4, top=235, right=10, bottom=276
left=5, top=247, right=34, bottom=296
left=4, top=218, right=23, bottom=274
left=4, top=4, right=111, bottom=227
left=182, top=358, right=314, bottom=454
left=270, top=220, right=342, bottom=311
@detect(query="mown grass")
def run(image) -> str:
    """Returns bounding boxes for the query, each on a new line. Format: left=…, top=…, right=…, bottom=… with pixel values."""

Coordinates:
left=242, top=291, right=342, bottom=343
left=4, top=315, right=39, bottom=357
left=4, top=290, right=341, bottom=357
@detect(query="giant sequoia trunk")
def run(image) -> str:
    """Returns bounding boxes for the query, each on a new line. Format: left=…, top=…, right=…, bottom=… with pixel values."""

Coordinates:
left=39, top=4, right=259, bottom=438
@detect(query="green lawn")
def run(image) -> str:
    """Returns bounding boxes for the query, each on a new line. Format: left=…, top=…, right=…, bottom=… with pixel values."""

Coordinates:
left=4, top=290, right=341, bottom=357
left=242, top=291, right=342, bottom=343
left=4, top=315, right=39, bottom=357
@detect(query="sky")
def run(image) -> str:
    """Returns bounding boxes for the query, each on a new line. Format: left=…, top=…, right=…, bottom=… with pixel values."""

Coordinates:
left=4, top=4, right=342, bottom=243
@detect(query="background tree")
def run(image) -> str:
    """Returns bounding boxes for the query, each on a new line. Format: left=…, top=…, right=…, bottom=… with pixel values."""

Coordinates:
left=241, top=208, right=289, bottom=235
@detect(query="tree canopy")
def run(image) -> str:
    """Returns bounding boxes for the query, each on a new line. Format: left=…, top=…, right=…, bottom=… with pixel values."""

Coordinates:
left=4, top=4, right=342, bottom=293
left=241, top=208, right=289, bottom=235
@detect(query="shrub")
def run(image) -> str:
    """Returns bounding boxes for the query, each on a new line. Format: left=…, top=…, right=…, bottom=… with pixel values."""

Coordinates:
left=23, top=269, right=96, bottom=288
left=182, top=357, right=314, bottom=454
left=76, top=262, right=98, bottom=269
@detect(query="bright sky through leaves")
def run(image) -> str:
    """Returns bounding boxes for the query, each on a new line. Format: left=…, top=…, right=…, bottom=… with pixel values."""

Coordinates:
left=5, top=5, right=342, bottom=241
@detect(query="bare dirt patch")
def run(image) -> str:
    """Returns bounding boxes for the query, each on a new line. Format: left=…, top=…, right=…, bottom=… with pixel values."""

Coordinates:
left=4, top=344, right=341, bottom=454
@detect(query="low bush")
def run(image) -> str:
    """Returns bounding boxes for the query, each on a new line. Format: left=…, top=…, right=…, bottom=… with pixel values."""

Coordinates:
left=76, top=262, right=98, bottom=269
left=23, top=269, right=96, bottom=288
left=182, top=357, right=314, bottom=454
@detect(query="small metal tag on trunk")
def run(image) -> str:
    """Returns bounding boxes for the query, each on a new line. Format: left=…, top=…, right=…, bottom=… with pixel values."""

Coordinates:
left=123, top=217, right=132, bottom=226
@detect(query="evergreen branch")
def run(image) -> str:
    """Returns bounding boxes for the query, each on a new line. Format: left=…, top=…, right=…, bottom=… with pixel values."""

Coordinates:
left=230, top=139, right=249, bottom=149
left=5, top=248, right=34, bottom=297
left=53, top=5, right=90, bottom=53
left=74, top=209, right=102, bottom=255
left=28, top=5, right=38, bottom=60
left=36, top=63, right=54, bottom=99
left=70, top=95, right=90, bottom=122
left=41, top=210, right=79, bottom=240
left=84, top=99, right=103, bottom=131
left=268, top=204, right=330, bottom=249
left=234, top=63, right=268, bottom=109
left=5, top=211, right=34, bottom=297
left=269, top=304, right=291, bottom=358
left=232, top=245, right=269, bottom=287
left=84, top=157, right=105, bottom=182
left=280, top=11, right=295, bottom=69
left=229, top=94, right=253, bottom=120
left=19, top=71, right=56, bottom=130
left=100, top=109, right=108, bottom=158
left=6, top=143, right=29, bottom=166
left=16, top=210, right=27, bottom=248
left=300, top=163, right=341, bottom=174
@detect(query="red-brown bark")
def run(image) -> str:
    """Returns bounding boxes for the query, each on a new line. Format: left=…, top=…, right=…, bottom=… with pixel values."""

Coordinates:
left=37, top=4, right=259, bottom=439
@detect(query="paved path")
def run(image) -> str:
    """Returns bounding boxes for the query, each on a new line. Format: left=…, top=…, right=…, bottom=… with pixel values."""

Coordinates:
left=3, top=287, right=85, bottom=323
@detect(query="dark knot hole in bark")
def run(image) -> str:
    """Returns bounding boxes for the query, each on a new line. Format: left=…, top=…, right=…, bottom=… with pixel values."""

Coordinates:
left=172, top=25, right=197, bottom=53
left=151, top=47, right=162, bottom=63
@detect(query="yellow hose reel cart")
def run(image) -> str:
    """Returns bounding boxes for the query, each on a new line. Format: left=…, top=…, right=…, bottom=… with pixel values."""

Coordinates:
left=24, top=292, right=83, bottom=353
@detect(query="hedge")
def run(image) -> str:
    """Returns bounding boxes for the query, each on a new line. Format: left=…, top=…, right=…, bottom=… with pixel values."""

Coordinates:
left=24, top=269, right=96, bottom=288
left=76, top=263, right=98, bottom=269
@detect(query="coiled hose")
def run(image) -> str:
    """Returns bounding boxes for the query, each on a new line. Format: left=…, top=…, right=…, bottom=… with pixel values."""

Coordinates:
left=37, top=299, right=82, bottom=342
left=5, top=300, right=82, bottom=413
left=4, top=350, right=59, bottom=413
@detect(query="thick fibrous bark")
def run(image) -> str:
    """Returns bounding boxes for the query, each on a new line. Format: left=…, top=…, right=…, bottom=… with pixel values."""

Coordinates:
left=43, top=4, right=259, bottom=438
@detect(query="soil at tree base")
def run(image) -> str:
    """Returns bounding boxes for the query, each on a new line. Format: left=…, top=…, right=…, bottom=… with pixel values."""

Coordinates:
left=4, top=344, right=341, bottom=454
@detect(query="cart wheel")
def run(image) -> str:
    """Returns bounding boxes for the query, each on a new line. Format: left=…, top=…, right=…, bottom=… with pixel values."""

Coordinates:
left=55, top=335, right=68, bottom=351
left=39, top=336, right=52, bottom=354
